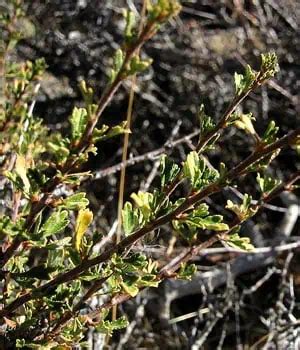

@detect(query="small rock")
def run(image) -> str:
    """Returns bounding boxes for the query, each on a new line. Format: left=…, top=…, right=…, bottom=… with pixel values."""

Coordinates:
left=68, top=31, right=81, bottom=41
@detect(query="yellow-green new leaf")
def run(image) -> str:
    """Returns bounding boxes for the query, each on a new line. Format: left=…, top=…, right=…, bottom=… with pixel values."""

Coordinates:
left=70, top=107, right=88, bottom=141
left=234, top=113, right=256, bottom=135
left=15, top=154, right=31, bottom=193
left=226, top=233, right=255, bottom=251
left=74, top=209, right=93, bottom=252
left=130, top=191, right=154, bottom=221
left=121, top=281, right=139, bottom=297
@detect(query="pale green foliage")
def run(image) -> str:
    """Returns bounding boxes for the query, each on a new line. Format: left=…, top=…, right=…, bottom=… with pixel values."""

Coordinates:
left=124, top=10, right=136, bottom=42
left=130, top=191, right=155, bottom=221
left=96, top=316, right=129, bottom=336
left=93, top=121, right=130, bottom=142
left=178, top=263, right=197, bottom=280
left=234, top=64, right=257, bottom=95
left=173, top=203, right=229, bottom=242
left=79, top=80, right=94, bottom=105
left=226, top=232, right=255, bottom=251
left=108, top=253, right=159, bottom=297
left=110, top=48, right=125, bottom=83
left=159, top=155, right=181, bottom=188
left=42, top=210, right=70, bottom=237
left=234, top=53, right=279, bottom=96
left=70, top=107, right=88, bottom=142
left=234, top=113, right=257, bottom=136
left=257, top=173, right=281, bottom=196
left=260, top=52, right=279, bottom=79
left=122, top=191, right=158, bottom=235
left=47, top=134, right=70, bottom=163
left=198, top=104, right=215, bottom=137
left=147, top=0, right=182, bottom=23
left=126, top=55, right=153, bottom=76
left=0, top=1, right=294, bottom=347
left=262, top=120, right=279, bottom=144
left=183, top=151, right=219, bottom=190
left=122, top=201, right=143, bottom=235
left=62, top=192, right=89, bottom=210
left=226, top=194, right=257, bottom=220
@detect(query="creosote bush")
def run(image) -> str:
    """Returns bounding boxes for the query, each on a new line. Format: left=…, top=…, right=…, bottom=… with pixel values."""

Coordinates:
left=0, top=0, right=299, bottom=348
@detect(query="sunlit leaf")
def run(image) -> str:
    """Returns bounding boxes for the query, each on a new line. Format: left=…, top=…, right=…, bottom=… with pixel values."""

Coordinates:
left=74, top=209, right=93, bottom=252
left=42, top=210, right=70, bottom=237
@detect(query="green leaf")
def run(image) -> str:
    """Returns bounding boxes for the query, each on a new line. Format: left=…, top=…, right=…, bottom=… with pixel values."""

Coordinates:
left=234, top=73, right=244, bottom=95
left=226, top=233, right=255, bottom=251
left=256, top=173, right=281, bottom=195
left=96, top=316, right=129, bottom=335
left=260, top=52, right=279, bottom=80
left=178, top=263, right=197, bottom=280
left=41, top=210, right=69, bottom=237
left=46, top=237, right=72, bottom=250
left=192, top=215, right=229, bottom=231
left=124, top=253, right=148, bottom=269
left=139, top=274, right=159, bottom=288
left=183, top=151, right=219, bottom=190
left=192, top=203, right=210, bottom=217
left=114, top=49, right=124, bottom=72
left=5, top=171, right=28, bottom=196
left=159, top=155, right=180, bottom=188
left=92, top=124, right=109, bottom=141
left=106, top=121, right=130, bottom=138
left=126, top=55, right=153, bottom=76
left=122, top=202, right=140, bottom=235
left=79, top=80, right=94, bottom=106
left=93, top=121, right=130, bottom=142
left=110, top=49, right=125, bottom=83
left=47, top=135, right=70, bottom=164
left=69, top=107, right=88, bottom=141
left=198, top=104, right=215, bottom=137
left=124, top=10, right=136, bottom=42
left=173, top=203, right=229, bottom=241
left=226, top=194, right=257, bottom=220
left=130, top=191, right=156, bottom=222
left=262, top=120, right=279, bottom=144
left=183, top=151, right=203, bottom=188
left=0, top=216, right=26, bottom=239
left=234, top=64, right=257, bottom=95
left=63, top=192, right=89, bottom=210
left=120, top=281, right=139, bottom=297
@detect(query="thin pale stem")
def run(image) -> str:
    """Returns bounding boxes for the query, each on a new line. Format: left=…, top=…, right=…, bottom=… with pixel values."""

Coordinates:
left=113, top=0, right=147, bottom=323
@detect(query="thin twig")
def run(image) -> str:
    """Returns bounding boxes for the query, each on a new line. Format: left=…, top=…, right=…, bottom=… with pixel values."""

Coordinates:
left=113, top=0, right=147, bottom=323
left=92, top=128, right=199, bottom=180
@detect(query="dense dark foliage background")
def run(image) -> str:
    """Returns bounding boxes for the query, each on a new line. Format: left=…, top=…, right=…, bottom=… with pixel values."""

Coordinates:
left=18, top=1, right=300, bottom=348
